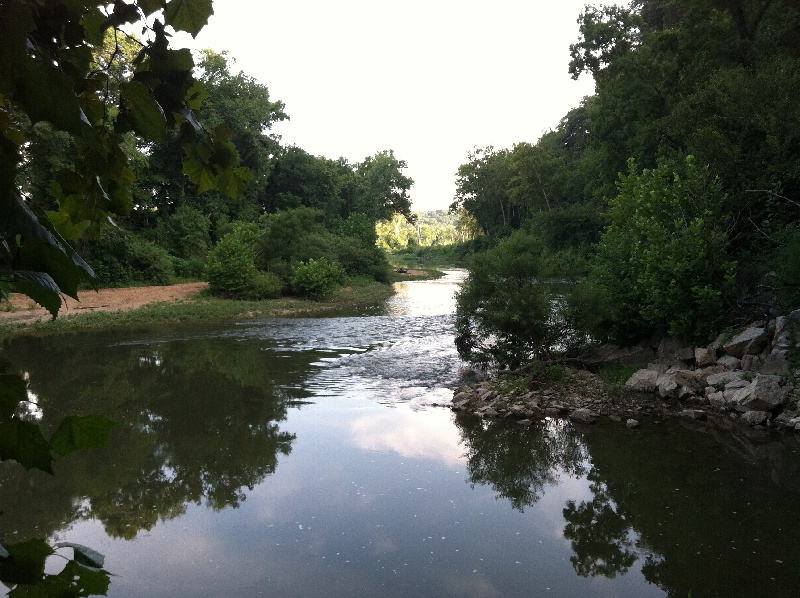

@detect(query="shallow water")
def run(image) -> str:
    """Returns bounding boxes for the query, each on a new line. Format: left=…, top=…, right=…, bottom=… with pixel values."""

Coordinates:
left=2, top=271, right=799, bottom=597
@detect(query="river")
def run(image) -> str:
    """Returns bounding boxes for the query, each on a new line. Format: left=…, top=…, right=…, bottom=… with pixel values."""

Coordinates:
left=2, top=270, right=800, bottom=597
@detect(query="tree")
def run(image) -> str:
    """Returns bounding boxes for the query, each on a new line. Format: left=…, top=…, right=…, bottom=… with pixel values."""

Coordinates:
left=352, top=150, right=415, bottom=223
left=1, top=0, right=249, bottom=317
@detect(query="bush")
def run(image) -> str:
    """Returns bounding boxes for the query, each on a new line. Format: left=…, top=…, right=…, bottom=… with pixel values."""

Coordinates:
left=454, top=229, right=575, bottom=368
left=584, top=156, right=736, bottom=344
left=249, top=271, right=284, bottom=300
left=205, top=227, right=259, bottom=298
left=88, top=227, right=174, bottom=286
left=290, top=258, right=343, bottom=299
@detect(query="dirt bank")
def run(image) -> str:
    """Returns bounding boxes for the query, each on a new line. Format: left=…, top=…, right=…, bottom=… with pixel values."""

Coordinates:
left=0, top=282, right=210, bottom=325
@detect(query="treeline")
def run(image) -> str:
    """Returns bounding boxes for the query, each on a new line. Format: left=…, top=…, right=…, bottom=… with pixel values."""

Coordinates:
left=18, top=41, right=415, bottom=300
left=453, top=0, right=800, bottom=367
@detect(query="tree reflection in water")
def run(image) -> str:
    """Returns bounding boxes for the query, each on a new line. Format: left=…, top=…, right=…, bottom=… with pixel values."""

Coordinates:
left=454, top=414, right=587, bottom=510
left=562, top=472, right=638, bottom=578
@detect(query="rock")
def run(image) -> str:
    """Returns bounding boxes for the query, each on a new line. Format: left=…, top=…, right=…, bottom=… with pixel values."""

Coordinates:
left=741, top=354, right=765, bottom=371
left=544, top=407, right=561, bottom=417
left=716, top=355, right=741, bottom=370
left=625, top=368, right=659, bottom=392
left=656, top=372, right=680, bottom=399
left=731, top=375, right=787, bottom=413
left=740, top=410, right=769, bottom=426
left=515, top=419, right=532, bottom=426
left=760, top=353, right=790, bottom=376
left=706, top=371, right=744, bottom=387
left=695, top=347, right=717, bottom=367
left=723, top=327, right=770, bottom=359
left=626, top=419, right=640, bottom=429
left=678, top=409, right=707, bottom=421
left=673, top=370, right=705, bottom=392
left=569, top=408, right=598, bottom=424
left=707, top=391, right=726, bottom=408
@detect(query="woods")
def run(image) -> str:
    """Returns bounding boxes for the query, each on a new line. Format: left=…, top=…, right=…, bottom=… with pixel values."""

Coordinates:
left=453, top=0, right=800, bottom=366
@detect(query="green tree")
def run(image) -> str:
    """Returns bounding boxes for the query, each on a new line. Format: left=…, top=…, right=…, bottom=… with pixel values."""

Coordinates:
left=576, top=156, right=736, bottom=344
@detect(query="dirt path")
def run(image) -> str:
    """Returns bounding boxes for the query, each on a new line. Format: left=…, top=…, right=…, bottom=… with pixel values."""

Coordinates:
left=0, top=282, right=210, bottom=324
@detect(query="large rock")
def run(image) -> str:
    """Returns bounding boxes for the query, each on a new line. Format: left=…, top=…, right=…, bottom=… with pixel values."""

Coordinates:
left=656, top=372, right=680, bottom=399
left=694, top=347, right=717, bottom=367
left=569, top=408, right=598, bottom=424
left=741, top=411, right=769, bottom=426
left=730, top=375, right=787, bottom=412
left=723, top=327, right=770, bottom=359
left=706, top=371, right=744, bottom=387
left=625, top=369, right=659, bottom=392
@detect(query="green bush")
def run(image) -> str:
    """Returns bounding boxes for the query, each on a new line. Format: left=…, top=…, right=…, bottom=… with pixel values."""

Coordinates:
left=88, top=227, right=174, bottom=286
left=205, top=227, right=259, bottom=298
left=290, top=258, right=343, bottom=299
left=454, top=229, right=575, bottom=368
left=583, top=156, right=736, bottom=344
left=249, top=271, right=284, bottom=300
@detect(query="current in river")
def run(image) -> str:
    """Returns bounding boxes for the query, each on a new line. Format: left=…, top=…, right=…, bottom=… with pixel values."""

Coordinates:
left=2, top=271, right=800, bottom=597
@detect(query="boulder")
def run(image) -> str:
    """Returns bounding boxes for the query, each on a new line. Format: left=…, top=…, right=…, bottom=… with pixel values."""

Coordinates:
left=731, top=375, right=787, bottom=413
left=706, top=371, right=744, bottom=387
left=625, top=369, right=659, bottom=392
left=656, top=372, right=680, bottom=399
left=740, top=411, right=769, bottom=426
left=626, top=419, right=640, bottom=430
left=707, top=391, right=726, bottom=408
left=723, top=327, right=770, bottom=359
left=716, top=355, right=742, bottom=370
left=694, top=347, right=717, bottom=367
left=569, top=408, right=598, bottom=424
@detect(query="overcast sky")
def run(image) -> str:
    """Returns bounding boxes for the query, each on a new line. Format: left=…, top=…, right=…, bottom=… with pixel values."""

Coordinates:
left=177, top=0, right=597, bottom=211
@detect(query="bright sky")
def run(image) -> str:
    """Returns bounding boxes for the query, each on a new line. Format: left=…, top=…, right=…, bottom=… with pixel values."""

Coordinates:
left=177, top=0, right=597, bottom=211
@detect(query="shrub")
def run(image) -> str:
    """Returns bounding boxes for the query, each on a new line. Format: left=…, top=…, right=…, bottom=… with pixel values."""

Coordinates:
left=205, top=228, right=259, bottom=298
left=454, top=229, right=575, bottom=368
left=88, top=227, right=174, bottom=286
left=290, top=258, right=343, bottom=299
left=249, top=271, right=284, bottom=300
left=584, top=156, right=736, bottom=344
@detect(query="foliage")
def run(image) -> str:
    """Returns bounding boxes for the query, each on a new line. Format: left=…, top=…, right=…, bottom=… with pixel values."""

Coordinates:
left=86, top=227, right=175, bottom=286
left=0, top=0, right=249, bottom=317
left=290, top=258, right=343, bottom=300
left=454, top=229, right=578, bottom=368
left=205, top=222, right=263, bottom=298
left=581, top=156, right=736, bottom=343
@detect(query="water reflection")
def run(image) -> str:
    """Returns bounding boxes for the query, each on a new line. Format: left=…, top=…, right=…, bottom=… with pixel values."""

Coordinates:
left=0, top=329, right=304, bottom=543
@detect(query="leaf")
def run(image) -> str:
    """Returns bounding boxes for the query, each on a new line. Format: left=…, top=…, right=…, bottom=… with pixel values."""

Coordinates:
left=182, top=158, right=217, bottom=193
left=56, top=559, right=111, bottom=596
left=53, top=543, right=105, bottom=569
left=120, top=81, right=167, bottom=143
left=16, top=57, right=83, bottom=135
left=0, top=419, right=53, bottom=473
left=164, top=0, right=214, bottom=37
left=139, top=0, right=166, bottom=17
left=0, top=373, right=27, bottom=419
left=49, top=415, right=118, bottom=457
left=12, top=271, right=63, bottom=318
left=0, top=539, right=53, bottom=586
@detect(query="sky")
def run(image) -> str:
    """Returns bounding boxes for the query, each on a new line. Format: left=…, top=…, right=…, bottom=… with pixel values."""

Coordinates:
left=175, top=0, right=597, bottom=212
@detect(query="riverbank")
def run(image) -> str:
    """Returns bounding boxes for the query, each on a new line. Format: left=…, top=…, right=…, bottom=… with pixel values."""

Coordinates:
left=0, top=270, right=437, bottom=337
left=452, top=316, right=800, bottom=434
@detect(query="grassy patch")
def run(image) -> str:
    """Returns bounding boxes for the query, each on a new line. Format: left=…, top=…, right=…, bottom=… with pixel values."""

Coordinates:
left=388, top=269, right=445, bottom=282
left=0, top=278, right=395, bottom=338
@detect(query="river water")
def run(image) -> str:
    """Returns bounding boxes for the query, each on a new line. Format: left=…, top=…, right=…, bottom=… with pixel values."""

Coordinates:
left=2, top=270, right=800, bottom=597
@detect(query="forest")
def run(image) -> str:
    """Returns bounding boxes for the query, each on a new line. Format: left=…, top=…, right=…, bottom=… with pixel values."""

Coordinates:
left=451, top=0, right=800, bottom=367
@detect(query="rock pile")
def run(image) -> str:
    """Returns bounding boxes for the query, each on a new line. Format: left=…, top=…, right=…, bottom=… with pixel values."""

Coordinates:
left=625, top=312, right=800, bottom=431
left=450, top=312, right=800, bottom=432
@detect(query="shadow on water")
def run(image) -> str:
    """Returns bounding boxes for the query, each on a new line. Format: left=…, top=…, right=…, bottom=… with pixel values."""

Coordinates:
left=454, top=412, right=800, bottom=597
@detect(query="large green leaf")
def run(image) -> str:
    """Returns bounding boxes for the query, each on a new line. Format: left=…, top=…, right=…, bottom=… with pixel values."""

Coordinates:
left=55, top=559, right=111, bottom=596
left=0, top=419, right=52, bottom=473
left=13, top=271, right=63, bottom=318
left=0, top=539, right=53, bottom=586
left=120, top=81, right=167, bottom=143
left=164, top=0, right=214, bottom=37
left=0, top=373, right=27, bottom=419
left=53, top=544, right=105, bottom=569
left=183, top=157, right=217, bottom=193
left=50, top=415, right=118, bottom=457
left=16, top=57, right=83, bottom=135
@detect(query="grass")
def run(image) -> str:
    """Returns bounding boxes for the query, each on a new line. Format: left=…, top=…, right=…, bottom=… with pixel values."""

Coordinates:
left=0, top=277, right=397, bottom=338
